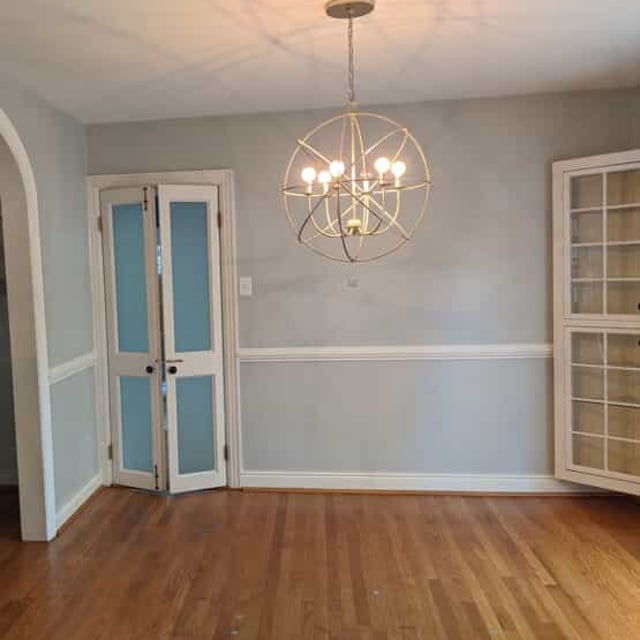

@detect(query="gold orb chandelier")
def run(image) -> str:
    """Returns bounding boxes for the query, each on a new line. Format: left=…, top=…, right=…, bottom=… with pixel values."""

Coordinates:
left=282, top=0, right=431, bottom=263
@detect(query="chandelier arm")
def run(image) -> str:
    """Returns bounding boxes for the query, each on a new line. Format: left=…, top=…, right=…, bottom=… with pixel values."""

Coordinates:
left=369, top=190, right=400, bottom=235
left=333, top=183, right=356, bottom=261
left=306, top=198, right=358, bottom=240
left=339, top=180, right=389, bottom=227
left=296, top=190, right=334, bottom=241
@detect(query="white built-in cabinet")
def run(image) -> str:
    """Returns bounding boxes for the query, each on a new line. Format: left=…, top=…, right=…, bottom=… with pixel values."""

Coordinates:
left=554, top=149, right=640, bottom=494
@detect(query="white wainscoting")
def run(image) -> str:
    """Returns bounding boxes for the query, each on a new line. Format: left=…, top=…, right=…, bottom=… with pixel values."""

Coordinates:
left=240, top=471, right=591, bottom=493
left=55, top=472, right=102, bottom=530
left=49, top=351, right=96, bottom=385
left=238, top=343, right=552, bottom=363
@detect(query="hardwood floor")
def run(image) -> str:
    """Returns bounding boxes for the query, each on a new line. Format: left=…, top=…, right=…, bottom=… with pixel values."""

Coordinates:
left=0, top=488, right=639, bottom=639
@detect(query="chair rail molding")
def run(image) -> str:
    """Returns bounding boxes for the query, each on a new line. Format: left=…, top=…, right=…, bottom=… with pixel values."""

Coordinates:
left=238, top=343, right=553, bottom=363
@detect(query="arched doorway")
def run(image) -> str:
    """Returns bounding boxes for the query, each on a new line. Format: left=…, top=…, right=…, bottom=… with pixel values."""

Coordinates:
left=0, top=109, right=55, bottom=541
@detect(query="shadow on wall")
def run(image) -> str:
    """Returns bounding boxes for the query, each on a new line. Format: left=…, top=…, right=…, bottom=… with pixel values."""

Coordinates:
left=0, top=145, right=16, bottom=489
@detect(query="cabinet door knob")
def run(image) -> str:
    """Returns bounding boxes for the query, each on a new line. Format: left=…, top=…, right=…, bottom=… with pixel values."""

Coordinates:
left=168, top=366, right=178, bottom=375
left=145, top=365, right=154, bottom=374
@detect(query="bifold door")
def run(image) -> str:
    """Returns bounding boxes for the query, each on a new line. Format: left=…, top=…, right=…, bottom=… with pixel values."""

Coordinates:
left=101, top=185, right=226, bottom=493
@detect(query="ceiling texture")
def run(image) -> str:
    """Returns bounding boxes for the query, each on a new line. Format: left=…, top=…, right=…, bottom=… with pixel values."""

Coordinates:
left=1, top=0, right=639, bottom=123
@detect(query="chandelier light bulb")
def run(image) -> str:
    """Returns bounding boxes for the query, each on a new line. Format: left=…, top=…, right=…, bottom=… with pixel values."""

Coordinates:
left=329, top=160, right=345, bottom=178
left=391, top=160, right=406, bottom=179
left=318, top=170, right=331, bottom=184
left=301, top=166, right=317, bottom=184
left=374, top=157, right=391, bottom=176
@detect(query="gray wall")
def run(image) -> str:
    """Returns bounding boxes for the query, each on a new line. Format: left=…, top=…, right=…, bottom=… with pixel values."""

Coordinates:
left=51, top=368, right=97, bottom=511
left=0, top=79, right=97, bottom=523
left=88, top=88, right=640, bottom=477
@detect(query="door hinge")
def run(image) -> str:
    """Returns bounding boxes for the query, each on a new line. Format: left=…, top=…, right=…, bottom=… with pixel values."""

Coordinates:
left=223, top=444, right=229, bottom=461
left=97, top=215, right=103, bottom=233
left=153, top=464, right=159, bottom=491
left=107, top=443, right=113, bottom=460
left=217, top=210, right=222, bottom=228
left=143, top=186, right=149, bottom=212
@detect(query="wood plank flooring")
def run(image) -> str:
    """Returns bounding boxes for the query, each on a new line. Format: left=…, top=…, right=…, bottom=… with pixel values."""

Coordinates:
left=1, top=488, right=640, bottom=639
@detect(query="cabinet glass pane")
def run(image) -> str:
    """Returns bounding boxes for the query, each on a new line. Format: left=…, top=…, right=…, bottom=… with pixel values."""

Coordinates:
left=607, top=282, right=640, bottom=315
left=572, top=401, right=604, bottom=435
left=120, top=377, right=153, bottom=473
left=572, top=366, right=604, bottom=400
left=608, top=405, right=640, bottom=441
left=571, top=174, right=602, bottom=209
left=176, top=376, right=215, bottom=475
left=607, top=208, right=640, bottom=242
left=608, top=369, right=640, bottom=405
left=607, top=169, right=640, bottom=206
left=572, top=434, right=604, bottom=469
left=607, top=334, right=640, bottom=368
left=571, top=210, right=602, bottom=243
left=571, top=282, right=603, bottom=314
left=571, top=247, right=603, bottom=278
left=571, top=332, right=604, bottom=364
left=607, top=245, right=640, bottom=278
left=112, top=203, right=149, bottom=353
left=170, top=201, right=212, bottom=353
left=608, top=439, right=640, bottom=477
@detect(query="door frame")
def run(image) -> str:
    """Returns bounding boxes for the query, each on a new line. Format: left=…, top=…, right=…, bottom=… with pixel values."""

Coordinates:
left=86, top=170, right=242, bottom=488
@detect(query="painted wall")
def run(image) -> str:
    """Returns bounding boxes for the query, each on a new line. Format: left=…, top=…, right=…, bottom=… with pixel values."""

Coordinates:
left=88, top=88, right=639, bottom=479
left=0, top=79, right=97, bottom=533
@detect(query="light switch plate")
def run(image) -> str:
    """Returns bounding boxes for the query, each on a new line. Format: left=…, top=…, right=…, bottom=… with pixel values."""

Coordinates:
left=239, top=277, right=253, bottom=297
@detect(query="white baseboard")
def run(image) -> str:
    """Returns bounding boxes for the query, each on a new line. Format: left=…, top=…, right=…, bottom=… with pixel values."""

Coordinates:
left=238, top=343, right=553, bottom=363
left=240, top=470, right=592, bottom=493
left=55, top=473, right=102, bottom=530
left=0, top=468, right=18, bottom=485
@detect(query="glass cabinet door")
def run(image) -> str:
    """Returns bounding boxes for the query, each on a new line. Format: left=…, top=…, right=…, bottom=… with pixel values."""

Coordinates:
left=568, top=330, right=640, bottom=481
left=569, top=167, right=640, bottom=317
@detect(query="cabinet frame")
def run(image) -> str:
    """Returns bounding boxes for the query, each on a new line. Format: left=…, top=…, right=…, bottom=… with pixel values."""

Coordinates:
left=553, top=149, right=640, bottom=495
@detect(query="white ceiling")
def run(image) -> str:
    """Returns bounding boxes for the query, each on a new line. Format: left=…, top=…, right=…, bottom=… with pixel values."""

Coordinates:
left=1, top=0, right=639, bottom=124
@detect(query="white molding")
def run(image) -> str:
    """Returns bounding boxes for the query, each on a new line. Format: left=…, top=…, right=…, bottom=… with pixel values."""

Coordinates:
left=240, top=470, right=594, bottom=493
left=239, top=343, right=553, bottom=363
left=0, top=108, right=56, bottom=540
left=86, top=170, right=242, bottom=489
left=49, top=351, right=96, bottom=385
left=55, top=473, right=102, bottom=531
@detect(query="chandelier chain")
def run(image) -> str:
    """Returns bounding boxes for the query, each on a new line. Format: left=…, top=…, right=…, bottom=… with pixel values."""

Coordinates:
left=347, top=12, right=355, bottom=108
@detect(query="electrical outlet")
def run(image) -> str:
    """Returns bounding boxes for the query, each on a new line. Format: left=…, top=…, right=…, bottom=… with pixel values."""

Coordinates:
left=239, top=277, right=253, bottom=297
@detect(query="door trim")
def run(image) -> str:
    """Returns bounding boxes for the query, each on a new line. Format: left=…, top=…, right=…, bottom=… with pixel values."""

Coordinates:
left=86, top=170, right=241, bottom=488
